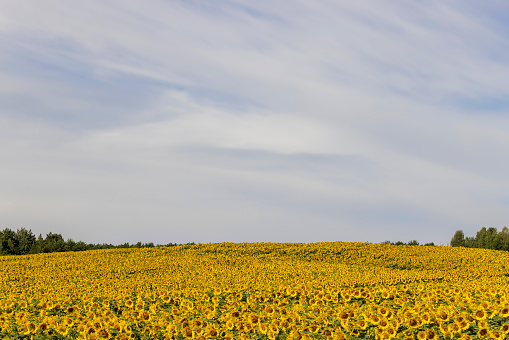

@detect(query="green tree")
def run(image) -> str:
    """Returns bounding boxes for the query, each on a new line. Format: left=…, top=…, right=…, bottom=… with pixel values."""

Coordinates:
left=465, top=236, right=475, bottom=248
left=15, top=228, right=36, bottom=255
left=499, top=227, right=509, bottom=251
left=0, top=228, right=18, bottom=255
left=44, top=232, right=65, bottom=252
left=450, top=230, right=466, bottom=247
left=474, top=227, right=488, bottom=248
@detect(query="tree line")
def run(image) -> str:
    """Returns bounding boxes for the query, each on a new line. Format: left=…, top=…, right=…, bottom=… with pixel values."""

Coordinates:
left=5, top=226, right=507, bottom=256
left=0, top=227, right=184, bottom=256
left=382, top=240, right=436, bottom=246
left=450, top=226, right=509, bottom=250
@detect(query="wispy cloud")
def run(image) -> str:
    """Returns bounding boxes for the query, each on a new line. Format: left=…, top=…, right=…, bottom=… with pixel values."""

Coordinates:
left=1, top=1, right=509, bottom=244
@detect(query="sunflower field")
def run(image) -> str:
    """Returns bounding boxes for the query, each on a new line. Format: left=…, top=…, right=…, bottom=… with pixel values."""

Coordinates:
left=1, top=242, right=509, bottom=340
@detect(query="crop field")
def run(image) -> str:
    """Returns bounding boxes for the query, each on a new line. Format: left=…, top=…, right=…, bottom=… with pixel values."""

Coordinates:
left=1, top=242, right=509, bottom=340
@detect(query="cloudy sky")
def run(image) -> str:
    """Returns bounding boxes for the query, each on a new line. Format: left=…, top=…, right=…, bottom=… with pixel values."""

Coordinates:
left=1, top=1, right=509, bottom=245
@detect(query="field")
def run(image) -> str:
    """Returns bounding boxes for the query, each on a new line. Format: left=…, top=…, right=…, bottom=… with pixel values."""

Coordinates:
left=1, top=242, right=509, bottom=340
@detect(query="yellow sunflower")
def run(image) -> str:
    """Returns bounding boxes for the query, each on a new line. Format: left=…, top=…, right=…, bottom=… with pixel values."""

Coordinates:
left=501, top=324, right=509, bottom=334
left=417, top=331, right=427, bottom=340
left=474, top=309, right=487, bottom=321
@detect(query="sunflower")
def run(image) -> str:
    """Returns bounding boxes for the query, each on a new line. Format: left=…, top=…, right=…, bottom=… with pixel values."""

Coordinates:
left=474, top=309, right=487, bottom=321
left=182, top=327, right=193, bottom=338
left=96, top=328, right=109, bottom=338
left=206, top=327, right=218, bottom=337
left=370, top=315, right=380, bottom=325
left=77, top=324, right=87, bottom=334
left=386, top=327, right=396, bottom=337
left=499, top=307, right=509, bottom=318
left=436, top=310, right=448, bottom=322
left=258, top=324, right=268, bottom=334
left=37, top=322, right=49, bottom=332
left=322, top=328, right=333, bottom=337
left=501, top=324, right=509, bottom=334
left=165, top=323, right=176, bottom=335
left=478, top=320, right=488, bottom=329
left=86, top=326, right=96, bottom=335
left=265, top=305, right=276, bottom=315
left=408, top=318, right=420, bottom=328
left=477, top=328, right=489, bottom=338
left=337, top=311, right=349, bottom=321
left=426, top=329, right=437, bottom=340
left=417, top=331, right=427, bottom=340
left=379, top=318, right=389, bottom=329
left=421, top=313, right=431, bottom=324
left=357, top=319, right=368, bottom=330
left=489, top=330, right=502, bottom=339
left=459, top=320, right=469, bottom=330
left=63, top=317, right=73, bottom=327
left=226, top=320, right=235, bottom=330
left=140, top=311, right=150, bottom=321
left=308, top=325, right=319, bottom=333
left=23, top=322, right=36, bottom=335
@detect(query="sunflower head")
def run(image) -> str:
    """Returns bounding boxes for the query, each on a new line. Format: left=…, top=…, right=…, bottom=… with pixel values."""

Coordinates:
left=426, top=330, right=437, bottom=340
left=477, top=328, right=489, bottom=338
left=417, top=331, right=427, bottom=340
left=500, top=308, right=509, bottom=318
left=182, top=327, right=193, bottom=338
left=474, top=309, right=487, bottom=320
left=501, top=324, right=509, bottom=333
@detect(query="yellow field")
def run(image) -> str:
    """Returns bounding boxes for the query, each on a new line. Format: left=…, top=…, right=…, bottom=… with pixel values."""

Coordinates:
left=1, top=242, right=509, bottom=340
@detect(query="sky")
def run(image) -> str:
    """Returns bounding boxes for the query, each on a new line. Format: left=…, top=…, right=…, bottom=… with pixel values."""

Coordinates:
left=1, top=1, right=509, bottom=245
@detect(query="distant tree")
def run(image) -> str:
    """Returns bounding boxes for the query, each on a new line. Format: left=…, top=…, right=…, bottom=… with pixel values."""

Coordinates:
left=64, top=238, right=76, bottom=252
left=499, top=227, right=509, bottom=251
left=0, top=227, right=182, bottom=256
left=450, top=230, right=466, bottom=247
left=407, top=240, right=419, bottom=246
left=31, top=234, right=45, bottom=253
left=72, top=241, right=89, bottom=252
left=0, top=228, right=18, bottom=255
left=486, top=227, right=499, bottom=249
left=474, top=227, right=500, bottom=249
left=464, top=236, right=475, bottom=248
left=44, top=232, right=66, bottom=252
left=423, top=242, right=435, bottom=246
left=15, top=228, right=36, bottom=255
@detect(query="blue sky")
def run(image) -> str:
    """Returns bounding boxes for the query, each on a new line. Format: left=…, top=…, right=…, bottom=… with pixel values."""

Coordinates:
left=1, top=1, right=509, bottom=245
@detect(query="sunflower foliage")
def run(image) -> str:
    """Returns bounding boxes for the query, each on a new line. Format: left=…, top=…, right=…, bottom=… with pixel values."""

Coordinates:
left=1, top=242, right=509, bottom=340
